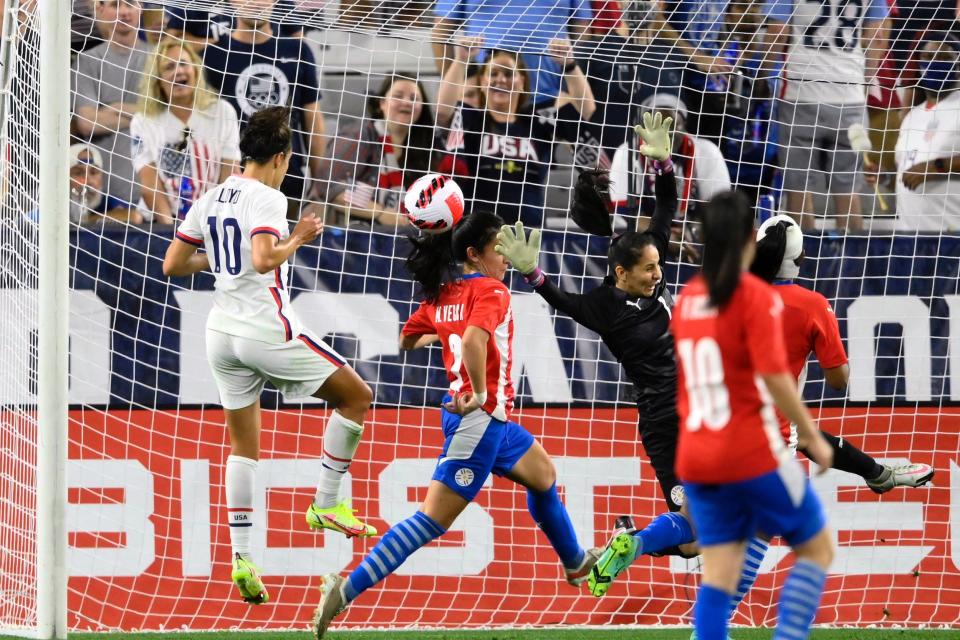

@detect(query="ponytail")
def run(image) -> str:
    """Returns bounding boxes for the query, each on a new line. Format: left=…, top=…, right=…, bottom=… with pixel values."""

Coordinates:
left=405, top=209, right=505, bottom=303
left=700, top=191, right=754, bottom=308
left=750, top=221, right=788, bottom=283
left=406, top=232, right=456, bottom=303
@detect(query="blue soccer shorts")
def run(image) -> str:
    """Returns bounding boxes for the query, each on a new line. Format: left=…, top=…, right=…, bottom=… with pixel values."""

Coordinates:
left=683, top=459, right=827, bottom=547
left=431, top=396, right=535, bottom=501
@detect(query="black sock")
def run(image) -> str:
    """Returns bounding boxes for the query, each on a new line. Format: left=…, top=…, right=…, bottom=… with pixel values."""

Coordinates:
left=801, top=431, right=884, bottom=480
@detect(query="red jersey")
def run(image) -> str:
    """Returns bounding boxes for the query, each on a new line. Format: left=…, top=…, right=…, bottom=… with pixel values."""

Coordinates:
left=773, top=283, right=848, bottom=437
left=402, top=273, right=515, bottom=421
left=672, top=273, right=792, bottom=484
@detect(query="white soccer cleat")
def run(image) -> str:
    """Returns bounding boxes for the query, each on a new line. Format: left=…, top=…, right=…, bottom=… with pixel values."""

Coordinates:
left=565, top=547, right=603, bottom=587
left=865, top=463, right=935, bottom=494
left=313, top=573, right=349, bottom=640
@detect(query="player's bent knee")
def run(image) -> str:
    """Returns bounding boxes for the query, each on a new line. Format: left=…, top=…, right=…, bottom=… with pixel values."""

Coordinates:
left=527, top=461, right=556, bottom=493
left=677, top=541, right=700, bottom=558
left=511, top=443, right=556, bottom=493
left=352, top=380, right=374, bottom=409
left=321, top=367, right=373, bottom=418
left=793, top=527, right=834, bottom=569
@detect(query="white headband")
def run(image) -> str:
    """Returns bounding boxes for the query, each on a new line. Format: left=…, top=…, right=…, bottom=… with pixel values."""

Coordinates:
left=757, top=215, right=803, bottom=280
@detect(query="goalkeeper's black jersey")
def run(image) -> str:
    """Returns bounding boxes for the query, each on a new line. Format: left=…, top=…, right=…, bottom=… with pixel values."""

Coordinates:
left=532, top=170, right=678, bottom=423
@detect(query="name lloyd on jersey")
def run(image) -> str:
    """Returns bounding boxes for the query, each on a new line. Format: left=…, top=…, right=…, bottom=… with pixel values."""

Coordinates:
left=216, top=187, right=242, bottom=204
left=64, top=456, right=960, bottom=578
left=435, top=303, right=464, bottom=324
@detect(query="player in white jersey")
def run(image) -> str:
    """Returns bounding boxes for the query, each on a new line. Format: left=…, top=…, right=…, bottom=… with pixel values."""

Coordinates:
left=163, top=107, right=376, bottom=605
left=765, top=0, right=889, bottom=231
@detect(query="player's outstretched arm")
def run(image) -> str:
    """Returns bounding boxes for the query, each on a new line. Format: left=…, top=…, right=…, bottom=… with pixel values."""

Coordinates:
left=163, top=238, right=210, bottom=277
left=496, top=222, right=610, bottom=334
left=251, top=213, right=323, bottom=274
left=635, top=111, right=677, bottom=246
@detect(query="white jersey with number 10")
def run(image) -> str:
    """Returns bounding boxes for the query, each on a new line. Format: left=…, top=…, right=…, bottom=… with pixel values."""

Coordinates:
left=176, top=174, right=301, bottom=344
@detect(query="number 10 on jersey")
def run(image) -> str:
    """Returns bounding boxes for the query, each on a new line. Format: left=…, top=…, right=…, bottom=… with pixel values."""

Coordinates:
left=677, top=337, right=731, bottom=431
left=207, top=216, right=242, bottom=275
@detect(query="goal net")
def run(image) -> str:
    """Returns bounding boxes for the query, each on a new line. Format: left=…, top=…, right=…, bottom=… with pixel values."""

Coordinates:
left=1, top=0, right=958, bottom=633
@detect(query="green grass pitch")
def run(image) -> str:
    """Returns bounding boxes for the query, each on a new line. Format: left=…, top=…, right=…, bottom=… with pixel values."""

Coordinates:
left=34, top=629, right=952, bottom=640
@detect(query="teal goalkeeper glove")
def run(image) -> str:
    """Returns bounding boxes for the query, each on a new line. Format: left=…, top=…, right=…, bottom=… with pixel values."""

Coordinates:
left=634, top=111, right=674, bottom=161
left=495, top=222, right=541, bottom=275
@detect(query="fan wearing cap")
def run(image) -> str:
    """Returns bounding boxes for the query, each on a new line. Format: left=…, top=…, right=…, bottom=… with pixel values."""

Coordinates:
left=608, top=93, right=730, bottom=259
left=68, top=144, right=140, bottom=225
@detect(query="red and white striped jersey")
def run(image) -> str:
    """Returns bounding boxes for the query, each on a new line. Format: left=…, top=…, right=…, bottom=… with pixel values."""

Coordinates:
left=403, top=273, right=515, bottom=421
left=672, top=273, right=792, bottom=484
left=176, top=175, right=299, bottom=344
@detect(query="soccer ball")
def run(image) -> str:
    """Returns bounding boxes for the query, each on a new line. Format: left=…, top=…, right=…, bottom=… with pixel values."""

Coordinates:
left=403, top=174, right=465, bottom=233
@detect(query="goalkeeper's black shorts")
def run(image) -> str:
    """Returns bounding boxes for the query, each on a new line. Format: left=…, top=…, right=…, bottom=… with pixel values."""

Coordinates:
left=638, top=414, right=683, bottom=512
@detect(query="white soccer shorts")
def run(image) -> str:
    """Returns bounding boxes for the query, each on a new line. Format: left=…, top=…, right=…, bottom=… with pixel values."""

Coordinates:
left=206, top=328, right=346, bottom=410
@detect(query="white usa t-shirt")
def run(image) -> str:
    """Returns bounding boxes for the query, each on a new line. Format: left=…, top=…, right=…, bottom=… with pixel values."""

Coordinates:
left=766, top=0, right=888, bottom=104
left=177, top=175, right=301, bottom=344
left=131, top=99, right=241, bottom=221
left=895, top=92, right=960, bottom=232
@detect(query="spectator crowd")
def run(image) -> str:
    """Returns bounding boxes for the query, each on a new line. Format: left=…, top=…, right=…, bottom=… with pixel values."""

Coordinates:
left=62, top=0, right=960, bottom=235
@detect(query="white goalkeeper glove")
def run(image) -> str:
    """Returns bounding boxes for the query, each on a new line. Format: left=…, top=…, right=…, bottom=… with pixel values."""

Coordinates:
left=634, top=111, right=674, bottom=161
left=495, top=222, right=541, bottom=275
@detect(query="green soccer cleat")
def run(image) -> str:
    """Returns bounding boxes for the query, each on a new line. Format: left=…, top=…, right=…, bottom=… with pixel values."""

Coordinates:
left=231, top=553, right=269, bottom=604
left=588, top=532, right=639, bottom=597
left=313, top=573, right=349, bottom=640
left=306, top=499, right=377, bottom=538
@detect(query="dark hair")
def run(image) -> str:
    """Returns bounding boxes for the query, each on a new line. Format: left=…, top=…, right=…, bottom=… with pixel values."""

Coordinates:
left=240, top=106, right=292, bottom=164
left=481, top=49, right=530, bottom=112
left=406, top=210, right=504, bottom=303
left=700, top=190, right=754, bottom=308
left=367, top=75, right=436, bottom=187
left=604, top=231, right=659, bottom=285
left=750, top=221, right=789, bottom=283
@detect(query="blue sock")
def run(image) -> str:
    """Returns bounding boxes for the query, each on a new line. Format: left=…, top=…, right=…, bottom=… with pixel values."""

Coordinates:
left=773, top=559, right=827, bottom=640
left=527, top=483, right=583, bottom=569
left=695, top=584, right=732, bottom=640
left=343, top=511, right=445, bottom=602
left=634, top=511, right=695, bottom=558
left=729, top=537, right=770, bottom=616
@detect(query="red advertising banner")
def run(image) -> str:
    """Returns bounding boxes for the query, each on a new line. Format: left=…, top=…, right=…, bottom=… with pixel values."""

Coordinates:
left=61, top=406, right=959, bottom=631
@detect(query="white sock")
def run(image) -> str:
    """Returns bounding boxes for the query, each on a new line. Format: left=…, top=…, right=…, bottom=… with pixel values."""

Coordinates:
left=314, top=411, right=364, bottom=508
left=226, top=454, right=257, bottom=558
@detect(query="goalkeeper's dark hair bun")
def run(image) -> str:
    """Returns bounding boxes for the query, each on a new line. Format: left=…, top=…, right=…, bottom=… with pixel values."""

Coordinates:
left=570, top=168, right=613, bottom=236
left=240, top=106, right=292, bottom=164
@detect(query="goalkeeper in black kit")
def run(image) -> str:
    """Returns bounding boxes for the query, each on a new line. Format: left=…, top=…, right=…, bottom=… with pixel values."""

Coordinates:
left=497, top=112, right=699, bottom=588
left=495, top=111, right=937, bottom=602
